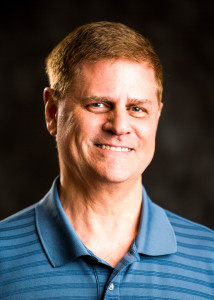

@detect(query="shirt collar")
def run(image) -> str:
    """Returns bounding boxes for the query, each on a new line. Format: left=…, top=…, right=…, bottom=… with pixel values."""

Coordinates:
left=35, top=177, right=89, bottom=267
left=135, top=185, right=177, bottom=256
left=35, top=178, right=177, bottom=267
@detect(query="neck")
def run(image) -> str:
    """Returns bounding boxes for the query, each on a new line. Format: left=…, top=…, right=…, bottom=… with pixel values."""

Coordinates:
left=59, top=172, right=142, bottom=218
left=58, top=173, right=143, bottom=267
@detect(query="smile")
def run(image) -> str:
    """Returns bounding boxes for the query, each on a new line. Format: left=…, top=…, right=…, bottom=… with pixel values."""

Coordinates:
left=95, top=144, right=132, bottom=152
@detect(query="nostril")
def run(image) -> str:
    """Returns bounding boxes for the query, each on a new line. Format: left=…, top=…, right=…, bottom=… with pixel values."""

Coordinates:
left=102, top=113, right=131, bottom=136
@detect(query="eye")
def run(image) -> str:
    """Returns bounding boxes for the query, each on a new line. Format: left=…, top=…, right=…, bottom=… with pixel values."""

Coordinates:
left=129, top=106, right=148, bottom=117
left=131, top=106, right=143, bottom=112
left=92, top=103, right=105, bottom=108
left=86, top=102, right=110, bottom=113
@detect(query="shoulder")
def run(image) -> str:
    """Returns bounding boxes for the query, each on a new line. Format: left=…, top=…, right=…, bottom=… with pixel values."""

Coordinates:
left=165, top=209, right=214, bottom=259
left=165, top=209, right=214, bottom=235
left=0, top=204, right=39, bottom=256
left=0, top=203, right=46, bottom=276
left=0, top=204, right=36, bottom=229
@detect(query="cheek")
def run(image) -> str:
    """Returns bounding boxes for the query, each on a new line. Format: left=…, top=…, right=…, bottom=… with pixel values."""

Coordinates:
left=57, top=111, right=100, bottom=151
left=78, top=112, right=105, bottom=138
left=56, top=113, right=78, bottom=157
left=137, top=120, right=159, bottom=148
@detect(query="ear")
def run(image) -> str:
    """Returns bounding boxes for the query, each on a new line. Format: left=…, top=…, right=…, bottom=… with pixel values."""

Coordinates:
left=43, top=87, right=58, bottom=136
left=158, top=102, right=163, bottom=119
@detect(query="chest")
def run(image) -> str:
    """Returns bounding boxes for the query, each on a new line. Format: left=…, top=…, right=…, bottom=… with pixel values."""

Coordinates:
left=2, top=253, right=213, bottom=299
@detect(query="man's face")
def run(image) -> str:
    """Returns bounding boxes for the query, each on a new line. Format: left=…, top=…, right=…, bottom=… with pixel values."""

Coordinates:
left=53, top=59, right=162, bottom=185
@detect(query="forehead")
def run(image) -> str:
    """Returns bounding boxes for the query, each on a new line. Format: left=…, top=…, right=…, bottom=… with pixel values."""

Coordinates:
left=75, top=59, right=158, bottom=101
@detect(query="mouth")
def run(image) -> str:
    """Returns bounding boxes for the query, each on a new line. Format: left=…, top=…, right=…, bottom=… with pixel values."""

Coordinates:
left=95, top=144, right=133, bottom=152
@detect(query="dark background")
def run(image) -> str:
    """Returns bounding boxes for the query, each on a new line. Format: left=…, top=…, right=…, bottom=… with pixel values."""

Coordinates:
left=0, top=0, right=213, bottom=229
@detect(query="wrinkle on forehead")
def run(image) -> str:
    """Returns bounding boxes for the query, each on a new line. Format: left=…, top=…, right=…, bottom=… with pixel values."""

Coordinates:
left=65, top=59, right=160, bottom=107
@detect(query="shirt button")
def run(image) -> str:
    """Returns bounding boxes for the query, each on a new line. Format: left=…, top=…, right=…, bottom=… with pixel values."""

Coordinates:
left=108, top=283, right=114, bottom=291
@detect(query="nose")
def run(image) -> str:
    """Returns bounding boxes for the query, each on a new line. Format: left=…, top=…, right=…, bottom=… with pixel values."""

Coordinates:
left=102, top=108, right=131, bottom=135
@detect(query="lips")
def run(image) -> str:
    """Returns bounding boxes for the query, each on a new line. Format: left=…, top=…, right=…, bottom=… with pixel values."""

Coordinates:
left=95, top=144, right=132, bottom=152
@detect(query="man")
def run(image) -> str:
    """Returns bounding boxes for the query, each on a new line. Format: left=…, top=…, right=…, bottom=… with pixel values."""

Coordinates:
left=0, top=22, right=213, bottom=299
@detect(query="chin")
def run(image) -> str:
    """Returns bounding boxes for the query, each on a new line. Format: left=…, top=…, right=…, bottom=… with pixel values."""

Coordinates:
left=93, top=168, right=140, bottom=184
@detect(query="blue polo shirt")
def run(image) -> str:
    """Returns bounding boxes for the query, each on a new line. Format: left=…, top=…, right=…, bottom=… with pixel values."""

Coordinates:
left=0, top=177, right=214, bottom=299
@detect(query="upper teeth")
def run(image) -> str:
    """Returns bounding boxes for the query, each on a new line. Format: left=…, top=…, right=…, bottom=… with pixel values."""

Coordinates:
left=97, top=145, right=132, bottom=151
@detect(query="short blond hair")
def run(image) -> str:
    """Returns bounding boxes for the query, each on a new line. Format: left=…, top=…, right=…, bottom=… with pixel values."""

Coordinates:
left=45, top=21, right=163, bottom=103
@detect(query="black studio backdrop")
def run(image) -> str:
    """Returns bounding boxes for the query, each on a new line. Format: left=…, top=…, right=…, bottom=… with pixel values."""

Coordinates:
left=0, top=0, right=214, bottom=229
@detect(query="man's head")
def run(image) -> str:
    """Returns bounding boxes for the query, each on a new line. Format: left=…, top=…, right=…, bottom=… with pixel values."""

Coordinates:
left=45, top=21, right=163, bottom=104
left=44, top=22, right=163, bottom=187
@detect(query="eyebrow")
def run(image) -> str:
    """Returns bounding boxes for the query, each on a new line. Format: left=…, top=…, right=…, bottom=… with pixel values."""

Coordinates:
left=128, top=98, right=153, bottom=105
left=79, top=96, right=111, bottom=103
left=79, top=95, right=153, bottom=105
